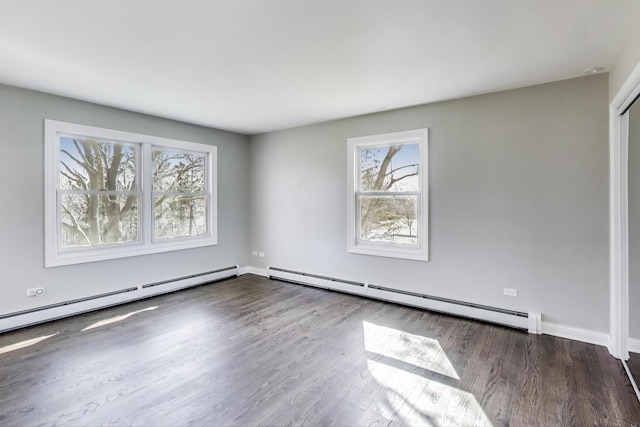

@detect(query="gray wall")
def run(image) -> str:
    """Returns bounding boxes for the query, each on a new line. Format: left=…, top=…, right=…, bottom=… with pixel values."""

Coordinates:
left=0, top=74, right=612, bottom=333
left=629, top=99, right=640, bottom=340
left=249, top=74, right=609, bottom=331
left=0, top=83, right=251, bottom=315
left=611, top=13, right=640, bottom=100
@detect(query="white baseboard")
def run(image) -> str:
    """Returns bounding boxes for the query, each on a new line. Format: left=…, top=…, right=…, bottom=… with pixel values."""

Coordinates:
left=541, top=321, right=610, bottom=347
left=251, top=265, right=535, bottom=332
left=238, top=266, right=614, bottom=349
left=366, top=286, right=532, bottom=331
left=2, top=264, right=618, bottom=352
left=630, top=337, right=640, bottom=354
left=0, top=266, right=239, bottom=333
left=268, top=267, right=368, bottom=297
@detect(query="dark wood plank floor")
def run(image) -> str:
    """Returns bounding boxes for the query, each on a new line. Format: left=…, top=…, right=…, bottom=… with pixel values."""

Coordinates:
left=0, top=274, right=638, bottom=426
left=629, top=352, right=640, bottom=393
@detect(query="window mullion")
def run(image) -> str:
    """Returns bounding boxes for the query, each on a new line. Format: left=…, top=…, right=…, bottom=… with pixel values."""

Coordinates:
left=358, top=191, right=420, bottom=196
left=153, top=191, right=206, bottom=196
left=57, top=189, right=140, bottom=195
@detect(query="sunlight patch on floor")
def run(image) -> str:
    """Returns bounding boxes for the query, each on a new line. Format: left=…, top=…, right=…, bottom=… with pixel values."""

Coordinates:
left=82, top=306, right=158, bottom=331
left=367, top=359, right=492, bottom=426
left=363, top=321, right=459, bottom=380
left=0, top=333, right=59, bottom=355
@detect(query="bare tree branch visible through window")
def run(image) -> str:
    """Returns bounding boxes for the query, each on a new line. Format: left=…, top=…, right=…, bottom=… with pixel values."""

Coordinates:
left=359, top=143, right=419, bottom=244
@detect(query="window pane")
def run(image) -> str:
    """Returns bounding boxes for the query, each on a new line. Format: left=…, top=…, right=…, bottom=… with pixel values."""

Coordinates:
left=60, top=194, right=138, bottom=248
left=359, top=195, right=418, bottom=244
left=59, top=137, right=137, bottom=191
left=154, top=196, right=207, bottom=239
left=359, top=143, right=419, bottom=192
left=153, top=149, right=206, bottom=193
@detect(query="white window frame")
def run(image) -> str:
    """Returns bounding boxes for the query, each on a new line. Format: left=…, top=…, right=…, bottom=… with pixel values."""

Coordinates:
left=44, top=120, right=217, bottom=267
left=347, top=128, right=429, bottom=261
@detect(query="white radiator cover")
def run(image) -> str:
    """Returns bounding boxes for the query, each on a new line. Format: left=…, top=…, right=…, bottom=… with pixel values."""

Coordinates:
left=0, top=266, right=239, bottom=333
left=268, top=267, right=542, bottom=334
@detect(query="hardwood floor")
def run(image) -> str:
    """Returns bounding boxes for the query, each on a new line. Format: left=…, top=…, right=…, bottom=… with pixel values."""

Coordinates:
left=0, top=274, right=638, bottom=426
left=629, top=352, right=640, bottom=394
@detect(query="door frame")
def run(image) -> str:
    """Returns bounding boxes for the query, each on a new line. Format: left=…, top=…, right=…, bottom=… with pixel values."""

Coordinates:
left=610, top=61, right=640, bottom=359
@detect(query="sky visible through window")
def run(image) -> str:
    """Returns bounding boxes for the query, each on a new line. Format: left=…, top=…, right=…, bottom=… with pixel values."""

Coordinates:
left=360, top=142, right=419, bottom=192
left=59, top=136, right=137, bottom=191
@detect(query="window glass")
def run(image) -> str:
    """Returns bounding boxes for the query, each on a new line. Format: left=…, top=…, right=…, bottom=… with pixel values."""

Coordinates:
left=58, top=137, right=139, bottom=248
left=59, top=137, right=137, bottom=191
left=152, top=148, right=205, bottom=193
left=359, top=143, right=419, bottom=192
left=359, top=195, right=418, bottom=245
left=154, top=196, right=207, bottom=239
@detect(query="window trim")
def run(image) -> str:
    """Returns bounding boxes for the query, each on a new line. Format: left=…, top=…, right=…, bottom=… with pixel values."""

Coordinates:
left=44, top=120, right=217, bottom=267
left=347, top=128, right=429, bottom=261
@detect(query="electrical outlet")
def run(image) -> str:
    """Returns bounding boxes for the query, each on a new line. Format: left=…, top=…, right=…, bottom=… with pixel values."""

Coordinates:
left=259, top=252, right=265, bottom=257
left=252, top=251, right=258, bottom=256
left=503, top=288, right=518, bottom=297
left=26, top=287, right=45, bottom=297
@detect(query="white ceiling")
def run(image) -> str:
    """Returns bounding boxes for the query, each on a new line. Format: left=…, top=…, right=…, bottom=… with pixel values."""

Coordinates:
left=1, top=1, right=639, bottom=135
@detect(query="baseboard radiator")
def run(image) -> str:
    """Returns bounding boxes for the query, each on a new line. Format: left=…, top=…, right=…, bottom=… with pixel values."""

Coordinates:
left=268, top=267, right=368, bottom=296
left=268, top=266, right=541, bottom=334
left=0, top=265, right=239, bottom=333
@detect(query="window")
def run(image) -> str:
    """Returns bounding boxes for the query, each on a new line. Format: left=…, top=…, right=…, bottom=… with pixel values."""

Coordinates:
left=45, top=120, right=217, bottom=267
left=347, top=128, right=428, bottom=261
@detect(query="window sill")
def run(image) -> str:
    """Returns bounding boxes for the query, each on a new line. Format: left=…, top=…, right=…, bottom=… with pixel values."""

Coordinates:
left=348, top=244, right=429, bottom=262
